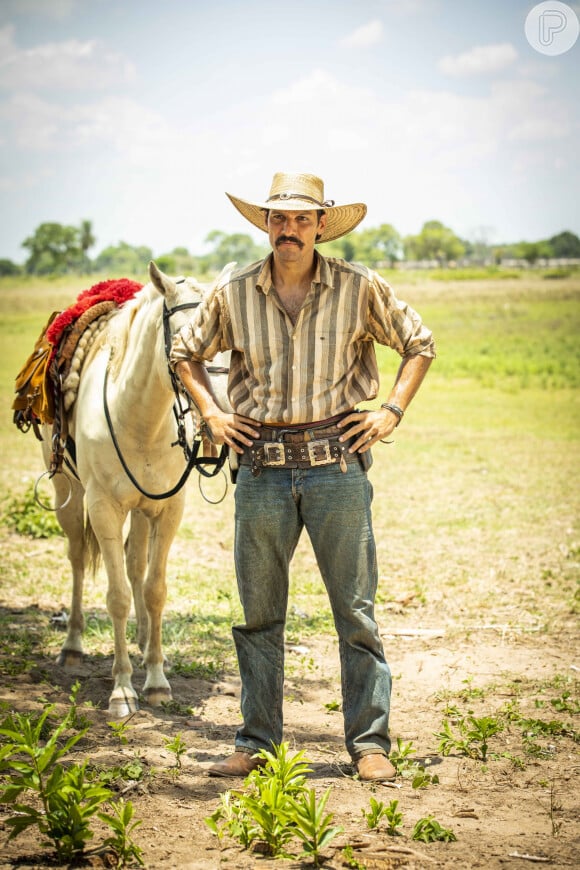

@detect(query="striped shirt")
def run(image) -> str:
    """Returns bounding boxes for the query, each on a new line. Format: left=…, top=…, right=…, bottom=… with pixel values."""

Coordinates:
left=170, top=253, right=435, bottom=424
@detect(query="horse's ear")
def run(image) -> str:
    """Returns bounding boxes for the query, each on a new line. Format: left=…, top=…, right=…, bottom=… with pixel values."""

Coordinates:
left=149, top=260, right=175, bottom=297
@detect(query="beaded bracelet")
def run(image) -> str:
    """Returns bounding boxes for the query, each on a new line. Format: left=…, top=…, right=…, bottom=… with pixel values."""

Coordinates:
left=380, top=402, right=404, bottom=426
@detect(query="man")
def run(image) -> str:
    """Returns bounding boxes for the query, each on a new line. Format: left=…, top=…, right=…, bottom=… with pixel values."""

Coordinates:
left=170, top=172, right=435, bottom=781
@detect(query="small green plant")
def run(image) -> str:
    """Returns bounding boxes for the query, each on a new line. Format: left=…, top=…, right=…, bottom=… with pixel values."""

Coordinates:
left=99, top=797, right=144, bottom=867
left=248, top=741, right=313, bottom=793
left=342, top=844, right=366, bottom=869
left=550, top=691, right=579, bottom=715
left=0, top=701, right=145, bottom=865
left=233, top=775, right=296, bottom=857
left=436, top=714, right=503, bottom=761
left=412, top=815, right=457, bottom=843
left=107, top=713, right=136, bottom=746
left=362, top=795, right=388, bottom=830
left=205, top=742, right=341, bottom=863
left=384, top=799, right=404, bottom=836
left=389, top=737, right=416, bottom=773
left=324, top=700, right=341, bottom=712
left=2, top=484, right=63, bottom=538
left=361, top=796, right=404, bottom=834
left=67, top=680, right=91, bottom=731
left=0, top=706, right=110, bottom=861
left=289, top=786, right=343, bottom=864
left=206, top=789, right=256, bottom=849
left=93, top=759, right=146, bottom=786
left=411, top=765, right=440, bottom=789
left=163, top=731, right=188, bottom=770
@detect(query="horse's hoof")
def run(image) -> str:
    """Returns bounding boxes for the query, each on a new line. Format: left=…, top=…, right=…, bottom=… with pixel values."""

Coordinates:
left=108, top=692, right=139, bottom=719
left=143, top=687, right=172, bottom=707
left=56, top=649, right=83, bottom=669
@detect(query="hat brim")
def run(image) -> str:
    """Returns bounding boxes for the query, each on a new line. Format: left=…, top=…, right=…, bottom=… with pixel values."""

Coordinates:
left=226, top=193, right=367, bottom=243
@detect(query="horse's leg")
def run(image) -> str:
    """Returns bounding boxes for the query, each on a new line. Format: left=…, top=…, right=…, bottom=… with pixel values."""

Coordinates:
left=141, top=494, right=185, bottom=706
left=52, top=475, right=87, bottom=668
left=124, top=510, right=149, bottom=653
left=87, top=494, right=138, bottom=718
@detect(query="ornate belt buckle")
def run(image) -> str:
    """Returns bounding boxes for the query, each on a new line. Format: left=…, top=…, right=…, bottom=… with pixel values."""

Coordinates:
left=307, top=439, right=332, bottom=465
left=263, top=443, right=286, bottom=466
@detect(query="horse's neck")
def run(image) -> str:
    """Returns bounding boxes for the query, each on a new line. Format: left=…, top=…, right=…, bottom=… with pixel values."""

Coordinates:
left=111, top=305, right=175, bottom=427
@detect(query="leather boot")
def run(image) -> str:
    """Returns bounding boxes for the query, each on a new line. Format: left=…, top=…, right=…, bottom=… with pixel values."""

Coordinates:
left=356, top=754, right=396, bottom=782
left=207, top=751, right=264, bottom=778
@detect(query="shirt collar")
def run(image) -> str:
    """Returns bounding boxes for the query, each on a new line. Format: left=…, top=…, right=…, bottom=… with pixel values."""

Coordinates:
left=256, top=251, right=332, bottom=295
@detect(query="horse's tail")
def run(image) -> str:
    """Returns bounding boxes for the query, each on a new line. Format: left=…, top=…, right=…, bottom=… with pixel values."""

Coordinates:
left=85, top=513, right=101, bottom=575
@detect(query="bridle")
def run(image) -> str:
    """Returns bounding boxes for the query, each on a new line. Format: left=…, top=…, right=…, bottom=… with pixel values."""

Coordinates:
left=103, top=292, right=229, bottom=501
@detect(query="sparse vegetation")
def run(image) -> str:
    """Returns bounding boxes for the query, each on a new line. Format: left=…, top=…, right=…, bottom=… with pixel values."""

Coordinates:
left=0, top=699, right=144, bottom=864
left=205, top=743, right=342, bottom=863
left=0, top=274, right=578, bottom=866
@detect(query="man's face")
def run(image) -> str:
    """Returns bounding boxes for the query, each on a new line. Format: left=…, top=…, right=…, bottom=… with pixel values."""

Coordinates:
left=266, top=209, right=327, bottom=262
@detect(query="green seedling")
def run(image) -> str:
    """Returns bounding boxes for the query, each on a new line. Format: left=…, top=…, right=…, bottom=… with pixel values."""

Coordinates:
left=205, top=742, right=340, bottom=863
left=0, top=706, right=110, bottom=861
left=236, top=776, right=295, bottom=857
left=384, top=799, right=403, bottom=836
left=248, top=741, right=313, bottom=794
left=412, top=815, right=457, bottom=843
left=0, top=700, right=146, bottom=865
left=289, top=786, right=343, bottom=865
left=389, top=737, right=416, bottom=774
left=411, top=766, right=440, bottom=789
left=107, top=714, right=136, bottom=746
left=205, top=789, right=256, bottom=849
left=99, top=797, right=144, bottom=867
left=163, top=732, right=188, bottom=770
left=362, top=797, right=403, bottom=835
left=362, top=795, right=388, bottom=830
left=550, top=691, right=579, bottom=715
left=436, top=714, right=503, bottom=761
left=341, top=844, right=366, bottom=869
left=67, top=680, right=91, bottom=731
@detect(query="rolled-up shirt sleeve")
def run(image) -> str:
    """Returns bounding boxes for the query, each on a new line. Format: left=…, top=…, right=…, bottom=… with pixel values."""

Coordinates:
left=169, top=288, right=229, bottom=370
left=367, top=271, right=436, bottom=359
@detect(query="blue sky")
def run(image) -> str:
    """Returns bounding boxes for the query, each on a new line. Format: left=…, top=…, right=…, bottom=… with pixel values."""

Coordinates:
left=1, top=0, right=579, bottom=263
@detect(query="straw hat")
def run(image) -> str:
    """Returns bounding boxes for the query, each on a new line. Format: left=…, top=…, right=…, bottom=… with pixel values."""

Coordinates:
left=226, top=172, right=367, bottom=243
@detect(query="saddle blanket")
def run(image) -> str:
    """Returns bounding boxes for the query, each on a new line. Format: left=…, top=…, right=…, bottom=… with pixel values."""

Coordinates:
left=12, top=278, right=143, bottom=435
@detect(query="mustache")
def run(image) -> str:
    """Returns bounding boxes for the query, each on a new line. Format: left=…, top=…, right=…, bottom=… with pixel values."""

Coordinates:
left=276, top=235, right=304, bottom=248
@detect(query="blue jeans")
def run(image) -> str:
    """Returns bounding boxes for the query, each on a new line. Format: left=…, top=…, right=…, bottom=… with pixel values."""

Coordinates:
left=232, top=460, right=392, bottom=760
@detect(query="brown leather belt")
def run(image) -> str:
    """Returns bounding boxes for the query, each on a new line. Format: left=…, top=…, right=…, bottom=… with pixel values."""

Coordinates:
left=239, top=419, right=360, bottom=475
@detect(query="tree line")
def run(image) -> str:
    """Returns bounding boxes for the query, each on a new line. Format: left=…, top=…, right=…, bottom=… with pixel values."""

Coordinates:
left=1, top=219, right=579, bottom=278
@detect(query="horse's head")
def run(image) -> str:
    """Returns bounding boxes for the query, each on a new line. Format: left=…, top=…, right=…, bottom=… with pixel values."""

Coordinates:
left=148, top=260, right=206, bottom=340
left=148, top=260, right=232, bottom=412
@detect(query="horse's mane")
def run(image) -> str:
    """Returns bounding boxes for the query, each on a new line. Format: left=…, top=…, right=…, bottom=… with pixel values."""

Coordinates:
left=107, top=282, right=161, bottom=379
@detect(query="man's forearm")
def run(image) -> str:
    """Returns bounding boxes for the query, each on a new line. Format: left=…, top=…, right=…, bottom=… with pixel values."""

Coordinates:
left=175, top=360, right=223, bottom=418
left=387, top=354, right=433, bottom=411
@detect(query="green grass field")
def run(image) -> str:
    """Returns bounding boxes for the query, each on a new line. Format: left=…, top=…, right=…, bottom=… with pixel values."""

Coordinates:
left=0, top=271, right=578, bottom=653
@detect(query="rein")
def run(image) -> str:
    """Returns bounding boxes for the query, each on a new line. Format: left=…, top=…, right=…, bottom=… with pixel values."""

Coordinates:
left=103, top=296, right=228, bottom=501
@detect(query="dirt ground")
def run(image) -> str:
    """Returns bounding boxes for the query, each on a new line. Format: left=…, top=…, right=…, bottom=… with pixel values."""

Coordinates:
left=0, top=584, right=578, bottom=869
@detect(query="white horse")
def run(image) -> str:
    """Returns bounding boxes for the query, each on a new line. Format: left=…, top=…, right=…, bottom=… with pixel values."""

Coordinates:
left=42, top=261, right=230, bottom=718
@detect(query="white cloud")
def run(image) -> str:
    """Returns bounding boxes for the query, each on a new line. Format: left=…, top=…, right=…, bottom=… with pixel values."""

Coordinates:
left=340, top=19, right=383, bottom=48
left=0, top=92, right=62, bottom=149
left=439, top=42, right=518, bottom=76
left=0, top=25, right=136, bottom=91
left=507, top=118, right=570, bottom=142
